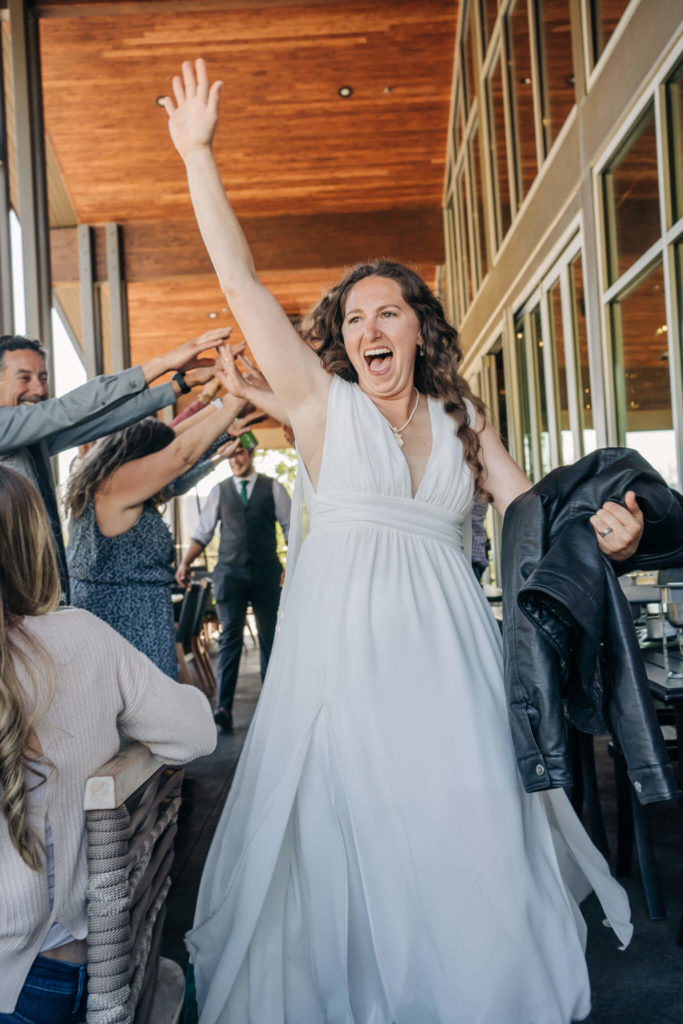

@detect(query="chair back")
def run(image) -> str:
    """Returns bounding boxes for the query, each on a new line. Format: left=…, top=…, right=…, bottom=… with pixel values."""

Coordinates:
left=191, top=580, right=212, bottom=640
left=175, top=583, right=201, bottom=646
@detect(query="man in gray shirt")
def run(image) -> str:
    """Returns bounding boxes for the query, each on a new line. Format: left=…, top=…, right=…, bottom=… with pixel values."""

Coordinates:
left=176, top=443, right=291, bottom=732
left=0, top=328, right=228, bottom=600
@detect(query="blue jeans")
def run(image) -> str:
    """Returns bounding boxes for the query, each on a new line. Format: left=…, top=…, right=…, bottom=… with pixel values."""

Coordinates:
left=0, top=956, right=87, bottom=1024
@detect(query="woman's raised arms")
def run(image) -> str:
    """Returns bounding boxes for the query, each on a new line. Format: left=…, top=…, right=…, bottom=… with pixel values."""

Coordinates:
left=162, top=59, right=329, bottom=471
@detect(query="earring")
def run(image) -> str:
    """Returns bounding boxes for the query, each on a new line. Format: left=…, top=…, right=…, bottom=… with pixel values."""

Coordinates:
left=418, top=345, right=424, bottom=357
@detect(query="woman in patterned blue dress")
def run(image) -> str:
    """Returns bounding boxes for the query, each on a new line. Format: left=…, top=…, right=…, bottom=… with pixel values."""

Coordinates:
left=66, top=374, right=244, bottom=676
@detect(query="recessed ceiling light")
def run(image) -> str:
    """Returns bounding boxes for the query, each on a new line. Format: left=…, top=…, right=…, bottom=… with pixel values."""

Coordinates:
left=207, top=311, right=218, bottom=320
left=384, top=86, right=393, bottom=94
left=338, top=86, right=353, bottom=98
left=155, top=95, right=167, bottom=107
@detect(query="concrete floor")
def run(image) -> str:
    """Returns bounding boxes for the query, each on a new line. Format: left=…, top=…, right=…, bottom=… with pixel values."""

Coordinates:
left=162, top=646, right=683, bottom=1023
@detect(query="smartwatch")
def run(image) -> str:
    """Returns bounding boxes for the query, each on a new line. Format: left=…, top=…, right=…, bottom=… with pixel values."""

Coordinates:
left=172, top=371, right=191, bottom=395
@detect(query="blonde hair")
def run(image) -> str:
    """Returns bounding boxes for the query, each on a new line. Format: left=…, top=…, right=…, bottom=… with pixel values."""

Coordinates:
left=0, top=466, right=60, bottom=869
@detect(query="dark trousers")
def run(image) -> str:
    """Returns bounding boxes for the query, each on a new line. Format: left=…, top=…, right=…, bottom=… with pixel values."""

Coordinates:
left=215, top=568, right=281, bottom=712
left=0, top=956, right=87, bottom=1024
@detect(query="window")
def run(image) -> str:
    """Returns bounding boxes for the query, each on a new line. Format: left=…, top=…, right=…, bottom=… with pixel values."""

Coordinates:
left=487, top=50, right=513, bottom=244
left=569, top=254, right=596, bottom=454
left=537, top=0, right=575, bottom=151
left=480, top=0, right=499, bottom=56
left=666, top=59, right=683, bottom=225
left=456, top=165, right=475, bottom=307
left=603, top=104, right=660, bottom=285
left=513, top=313, right=534, bottom=477
left=548, top=279, right=574, bottom=463
left=611, top=260, right=677, bottom=486
left=470, top=121, right=489, bottom=281
left=462, top=0, right=479, bottom=116
left=506, top=0, right=537, bottom=203
left=586, top=0, right=631, bottom=68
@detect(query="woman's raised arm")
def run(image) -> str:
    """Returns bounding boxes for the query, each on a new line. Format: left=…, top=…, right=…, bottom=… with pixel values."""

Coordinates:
left=162, top=59, right=329, bottom=443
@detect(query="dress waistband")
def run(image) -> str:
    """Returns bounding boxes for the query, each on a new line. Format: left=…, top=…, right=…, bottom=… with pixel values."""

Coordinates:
left=307, top=492, right=464, bottom=549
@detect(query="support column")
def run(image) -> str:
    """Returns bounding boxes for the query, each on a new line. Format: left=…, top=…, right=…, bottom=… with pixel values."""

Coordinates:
left=78, top=224, right=103, bottom=378
left=8, top=0, right=52, bottom=359
left=0, top=37, right=14, bottom=335
left=106, top=222, right=130, bottom=372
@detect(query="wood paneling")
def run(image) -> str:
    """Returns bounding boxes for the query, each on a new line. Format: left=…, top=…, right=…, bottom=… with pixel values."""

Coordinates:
left=38, top=1, right=456, bottom=222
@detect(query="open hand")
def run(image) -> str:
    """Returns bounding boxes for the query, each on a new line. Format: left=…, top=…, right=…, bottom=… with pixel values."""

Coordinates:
left=590, top=491, right=644, bottom=562
left=168, top=326, right=232, bottom=372
left=162, top=59, right=223, bottom=160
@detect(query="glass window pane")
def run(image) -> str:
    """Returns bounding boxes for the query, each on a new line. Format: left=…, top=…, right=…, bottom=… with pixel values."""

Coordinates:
left=456, top=166, right=474, bottom=306
left=611, top=260, right=677, bottom=486
left=506, top=0, right=537, bottom=203
left=603, top=104, right=660, bottom=285
left=494, top=348, right=509, bottom=450
left=481, top=0, right=499, bottom=56
left=514, top=314, right=533, bottom=476
left=548, top=280, right=574, bottom=464
left=666, top=59, right=683, bottom=225
left=589, top=0, right=631, bottom=67
left=537, top=0, right=575, bottom=152
left=531, top=305, right=552, bottom=474
left=487, top=51, right=512, bottom=244
left=463, top=0, right=478, bottom=115
left=444, top=196, right=460, bottom=324
left=569, top=255, right=595, bottom=453
left=453, top=82, right=465, bottom=157
left=470, top=121, right=489, bottom=280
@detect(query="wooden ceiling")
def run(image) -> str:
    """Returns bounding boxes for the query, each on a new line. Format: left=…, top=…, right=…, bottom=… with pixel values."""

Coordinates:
left=6, top=0, right=457, bottom=401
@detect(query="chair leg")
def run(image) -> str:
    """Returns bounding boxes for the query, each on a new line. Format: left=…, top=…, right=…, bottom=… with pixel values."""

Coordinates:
left=612, top=745, right=634, bottom=877
left=630, top=790, right=665, bottom=920
left=576, top=731, right=609, bottom=859
left=176, top=642, right=194, bottom=687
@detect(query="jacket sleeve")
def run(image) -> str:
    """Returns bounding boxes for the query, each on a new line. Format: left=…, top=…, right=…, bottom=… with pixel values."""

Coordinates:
left=0, top=366, right=148, bottom=455
left=46, top=380, right=176, bottom=455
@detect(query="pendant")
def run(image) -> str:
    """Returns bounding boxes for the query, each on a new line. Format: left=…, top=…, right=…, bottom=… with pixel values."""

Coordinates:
left=392, top=428, right=404, bottom=448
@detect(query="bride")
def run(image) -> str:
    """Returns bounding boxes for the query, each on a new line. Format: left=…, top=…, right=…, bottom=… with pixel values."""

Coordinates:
left=162, top=60, right=643, bottom=1024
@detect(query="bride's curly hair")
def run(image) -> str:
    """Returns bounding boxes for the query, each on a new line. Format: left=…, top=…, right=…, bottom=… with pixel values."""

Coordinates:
left=303, top=260, right=490, bottom=498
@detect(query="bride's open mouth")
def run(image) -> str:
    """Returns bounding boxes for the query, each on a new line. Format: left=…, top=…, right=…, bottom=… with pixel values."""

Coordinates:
left=364, top=346, right=393, bottom=375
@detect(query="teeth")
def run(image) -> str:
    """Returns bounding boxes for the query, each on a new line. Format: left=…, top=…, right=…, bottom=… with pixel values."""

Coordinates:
left=365, top=348, right=392, bottom=360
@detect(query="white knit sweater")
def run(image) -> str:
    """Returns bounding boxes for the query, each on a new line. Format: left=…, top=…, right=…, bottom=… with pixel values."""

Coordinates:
left=0, top=607, right=216, bottom=1012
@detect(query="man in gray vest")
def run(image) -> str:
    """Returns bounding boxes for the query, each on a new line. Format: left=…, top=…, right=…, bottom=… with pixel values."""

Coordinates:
left=176, top=443, right=291, bottom=732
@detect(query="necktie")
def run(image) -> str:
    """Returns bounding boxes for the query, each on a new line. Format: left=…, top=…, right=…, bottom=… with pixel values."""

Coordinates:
left=240, top=480, right=249, bottom=506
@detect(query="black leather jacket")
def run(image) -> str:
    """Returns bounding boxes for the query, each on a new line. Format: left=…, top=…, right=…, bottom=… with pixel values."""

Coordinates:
left=501, top=449, right=683, bottom=805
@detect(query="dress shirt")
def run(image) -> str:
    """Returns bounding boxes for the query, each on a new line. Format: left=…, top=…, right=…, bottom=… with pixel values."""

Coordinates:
left=192, top=472, right=291, bottom=547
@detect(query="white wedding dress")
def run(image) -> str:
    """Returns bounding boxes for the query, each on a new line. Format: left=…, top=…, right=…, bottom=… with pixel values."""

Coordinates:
left=187, top=375, right=631, bottom=1024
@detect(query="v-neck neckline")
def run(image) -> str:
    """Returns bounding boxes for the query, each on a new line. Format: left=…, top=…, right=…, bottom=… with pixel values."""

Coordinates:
left=359, top=387, right=436, bottom=500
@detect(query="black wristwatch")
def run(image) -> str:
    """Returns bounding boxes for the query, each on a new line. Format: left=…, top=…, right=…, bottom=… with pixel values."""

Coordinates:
left=172, top=370, right=191, bottom=395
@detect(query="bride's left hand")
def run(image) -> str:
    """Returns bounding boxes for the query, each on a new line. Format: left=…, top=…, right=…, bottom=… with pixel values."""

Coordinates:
left=590, top=491, right=644, bottom=561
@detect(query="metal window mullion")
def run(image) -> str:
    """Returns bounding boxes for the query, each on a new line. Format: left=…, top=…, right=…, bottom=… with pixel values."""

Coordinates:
left=8, top=0, right=52, bottom=356
left=106, top=223, right=130, bottom=372
left=655, top=81, right=673, bottom=235
left=78, top=224, right=103, bottom=379
left=500, top=16, right=519, bottom=220
left=502, top=305, right=524, bottom=464
left=0, top=37, right=12, bottom=335
left=464, top=130, right=480, bottom=290
left=558, top=262, right=583, bottom=459
left=609, top=298, right=627, bottom=445
left=602, top=240, right=665, bottom=305
left=539, top=286, right=561, bottom=467
left=524, top=309, right=542, bottom=479
left=526, top=0, right=545, bottom=169
left=662, top=240, right=683, bottom=487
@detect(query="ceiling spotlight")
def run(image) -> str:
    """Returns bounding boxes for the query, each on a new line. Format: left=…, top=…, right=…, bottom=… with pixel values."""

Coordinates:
left=384, top=86, right=393, bottom=94
left=207, top=311, right=218, bottom=320
left=155, top=95, right=167, bottom=107
left=338, top=85, right=353, bottom=98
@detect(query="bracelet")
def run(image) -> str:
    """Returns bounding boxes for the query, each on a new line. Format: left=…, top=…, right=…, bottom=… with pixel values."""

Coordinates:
left=172, top=371, right=191, bottom=395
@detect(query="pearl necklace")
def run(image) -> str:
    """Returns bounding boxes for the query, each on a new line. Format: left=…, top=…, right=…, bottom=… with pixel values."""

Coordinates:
left=390, top=388, right=420, bottom=449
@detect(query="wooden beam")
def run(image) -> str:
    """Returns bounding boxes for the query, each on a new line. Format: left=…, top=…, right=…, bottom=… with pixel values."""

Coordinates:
left=51, top=206, right=445, bottom=284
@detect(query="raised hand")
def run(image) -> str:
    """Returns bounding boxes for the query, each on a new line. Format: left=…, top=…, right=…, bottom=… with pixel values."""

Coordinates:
left=168, top=326, right=232, bottom=371
left=162, top=59, right=223, bottom=161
